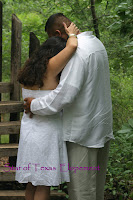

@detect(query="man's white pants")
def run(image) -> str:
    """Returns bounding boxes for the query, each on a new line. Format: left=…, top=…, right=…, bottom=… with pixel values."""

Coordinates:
left=66, top=140, right=111, bottom=200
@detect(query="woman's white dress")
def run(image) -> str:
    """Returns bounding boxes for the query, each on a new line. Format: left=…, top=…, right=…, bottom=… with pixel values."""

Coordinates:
left=15, top=88, right=70, bottom=186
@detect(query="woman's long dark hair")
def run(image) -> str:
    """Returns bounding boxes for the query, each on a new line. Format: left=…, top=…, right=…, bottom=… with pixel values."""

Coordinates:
left=18, top=36, right=66, bottom=87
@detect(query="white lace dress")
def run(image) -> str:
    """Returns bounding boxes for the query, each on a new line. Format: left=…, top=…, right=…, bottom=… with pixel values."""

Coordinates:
left=15, top=88, right=70, bottom=186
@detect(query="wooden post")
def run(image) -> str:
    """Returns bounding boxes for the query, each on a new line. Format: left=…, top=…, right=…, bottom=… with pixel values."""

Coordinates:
left=9, top=14, right=22, bottom=166
left=0, top=1, right=2, bottom=81
left=10, top=14, right=22, bottom=101
left=29, top=32, right=40, bottom=57
left=0, top=1, right=2, bottom=143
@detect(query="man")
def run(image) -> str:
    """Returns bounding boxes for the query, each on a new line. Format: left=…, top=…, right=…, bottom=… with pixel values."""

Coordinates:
left=24, top=13, right=114, bottom=200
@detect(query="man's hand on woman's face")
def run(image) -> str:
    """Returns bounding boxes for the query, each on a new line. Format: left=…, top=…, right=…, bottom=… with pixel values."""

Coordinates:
left=24, top=97, right=35, bottom=118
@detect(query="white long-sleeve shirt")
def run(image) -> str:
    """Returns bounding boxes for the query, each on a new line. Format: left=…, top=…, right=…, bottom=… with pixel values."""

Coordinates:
left=31, top=31, right=114, bottom=148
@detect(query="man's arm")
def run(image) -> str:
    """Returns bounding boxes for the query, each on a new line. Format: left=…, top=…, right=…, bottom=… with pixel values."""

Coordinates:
left=30, top=51, right=85, bottom=116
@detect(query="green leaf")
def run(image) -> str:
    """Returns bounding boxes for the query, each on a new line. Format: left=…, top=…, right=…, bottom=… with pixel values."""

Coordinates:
left=116, top=3, right=128, bottom=12
left=108, top=21, right=122, bottom=31
left=128, top=118, right=133, bottom=128
left=113, top=190, right=116, bottom=195
left=50, top=186, right=55, bottom=191
left=124, top=193, right=128, bottom=197
left=63, top=185, right=68, bottom=189
left=121, top=124, right=131, bottom=129
left=117, top=129, right=132, bottom=133
left=129, top=49, right=133, bottom=53
left=123, top=170, right=132, bottom=174
left=125, top=41, right=133, bottom=47
left=110, top=178, right=113, bottom=182
left=66, top=194, right=69, bottom=199
left=58, top=190, right=63, bottom=193
left=127, top=135, right=133, bottom=140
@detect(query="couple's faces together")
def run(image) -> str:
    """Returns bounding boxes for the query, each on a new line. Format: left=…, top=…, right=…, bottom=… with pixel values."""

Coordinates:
left=47, top=30, right=68, bottom=41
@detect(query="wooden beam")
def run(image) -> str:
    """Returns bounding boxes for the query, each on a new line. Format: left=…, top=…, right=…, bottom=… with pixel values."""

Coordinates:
left=29, top=32, right=40, bottom=57
left=0, top=82, right=14, bottom=93
left=0, top=101, right=23, bottom=114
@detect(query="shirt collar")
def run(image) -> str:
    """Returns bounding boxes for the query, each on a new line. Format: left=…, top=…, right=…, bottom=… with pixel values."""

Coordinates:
left=77, top=31, right=93, bottom=38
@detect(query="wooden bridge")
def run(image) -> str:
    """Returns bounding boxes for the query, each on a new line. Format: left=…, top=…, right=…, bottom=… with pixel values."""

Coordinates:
left=0, top=1, right=67, bottom=199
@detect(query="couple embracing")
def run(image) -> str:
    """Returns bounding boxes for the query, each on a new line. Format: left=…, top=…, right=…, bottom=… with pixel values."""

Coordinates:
left=15, top=13, right=114, bottom=200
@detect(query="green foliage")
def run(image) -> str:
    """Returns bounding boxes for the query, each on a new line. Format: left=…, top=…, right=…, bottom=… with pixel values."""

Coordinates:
left=105, top=119, right=133, bottom=199
left=95, top=0, right=102, bottom=4
left=110, top=70, right=133, bottom=131
left=107, top=0, right=133, bottom=58
left=1, top=134, right=9, bottom=143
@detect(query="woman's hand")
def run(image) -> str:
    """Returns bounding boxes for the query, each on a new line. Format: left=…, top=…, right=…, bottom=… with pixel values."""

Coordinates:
left=64, top=22, right=79, bottom=49
left=63, top=22, right=80, bottom=36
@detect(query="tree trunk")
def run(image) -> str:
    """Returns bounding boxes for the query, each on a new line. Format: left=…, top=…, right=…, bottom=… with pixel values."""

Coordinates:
left=90, top=0, right=100, bottom=39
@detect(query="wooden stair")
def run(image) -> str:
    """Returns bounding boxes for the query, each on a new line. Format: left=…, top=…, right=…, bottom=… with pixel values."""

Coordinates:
left=0, top=84, right=24, bottom=199
left=0, top=166, right=16, bottom=181
left=0, top=190, right=25, bottom=200
left=0, top=121, right=21, bottom=135
left=0, top=167, right=67, bottom=198
left=0, top=190, right=67, bottom=200
left=0, top=143, right=18, bottom=157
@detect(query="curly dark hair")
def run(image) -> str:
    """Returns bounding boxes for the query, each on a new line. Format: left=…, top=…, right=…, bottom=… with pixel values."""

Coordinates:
left=17, top=36, right=66, bottom=87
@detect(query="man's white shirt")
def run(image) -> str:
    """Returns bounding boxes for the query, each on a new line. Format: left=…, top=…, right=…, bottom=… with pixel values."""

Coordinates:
left=31, top=31, right=114, bottom=148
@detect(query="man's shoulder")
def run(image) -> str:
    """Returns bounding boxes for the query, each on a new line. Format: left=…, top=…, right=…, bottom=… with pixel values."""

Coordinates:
left=77, top=32, right=106, bottom=58
left=78, top=32, right=104, bottom=47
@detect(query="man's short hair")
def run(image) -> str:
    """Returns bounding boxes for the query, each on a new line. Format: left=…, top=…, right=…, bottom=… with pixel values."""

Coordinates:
left=45, top=13, right=71, bottom=36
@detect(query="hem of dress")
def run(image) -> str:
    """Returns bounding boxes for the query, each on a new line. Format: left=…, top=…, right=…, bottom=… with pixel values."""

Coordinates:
left=15, top=178, right=70, bottom=186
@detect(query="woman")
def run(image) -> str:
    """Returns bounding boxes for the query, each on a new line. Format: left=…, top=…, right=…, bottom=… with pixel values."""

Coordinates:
left=15, top=23, right=79, bottom=200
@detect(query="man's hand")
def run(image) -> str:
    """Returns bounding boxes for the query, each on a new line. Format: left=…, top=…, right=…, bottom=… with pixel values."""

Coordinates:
left=24, top=97, right=35, bottom=118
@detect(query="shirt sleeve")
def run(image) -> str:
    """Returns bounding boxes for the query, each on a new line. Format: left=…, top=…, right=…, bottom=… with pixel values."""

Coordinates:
left=30, top=51, right=85, bottom=116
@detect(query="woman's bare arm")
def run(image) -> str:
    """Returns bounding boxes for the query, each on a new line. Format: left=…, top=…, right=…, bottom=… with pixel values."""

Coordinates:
left=47, top=23, right=79, bottom=77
